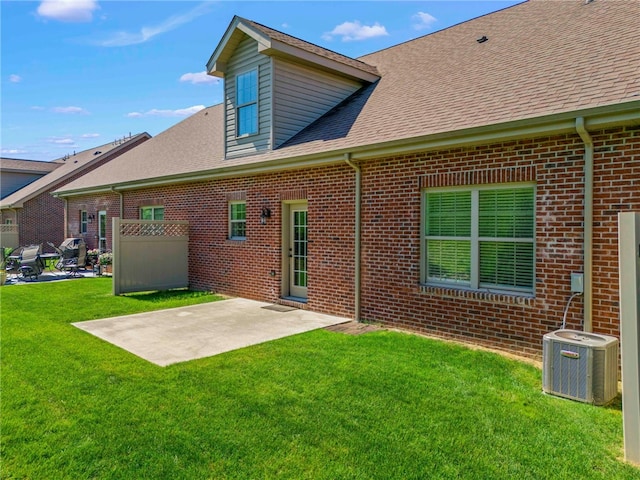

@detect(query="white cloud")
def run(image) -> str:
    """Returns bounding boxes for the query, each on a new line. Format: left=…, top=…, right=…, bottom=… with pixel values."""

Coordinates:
left=51, top=106, right=89, bottom=114
left=9, top=74, right=22, bottom=83
left=126, top=105, right=205, bottom=118
left=37, top=0, right=99, bottom=23
left=322, top=20, right=388, bottom=42
left=179, top=71, right=219, bottom=85
left=1, top=148, right=28, bottom=155
left=49, top=137, right=75, bottom=145
left=95, top=2, right=212, bottom=47
left=31, top=106, right=46, bottom=111
left=412, top=12, right=437, bottom=30
left=81, top=133, right=100, bottom=138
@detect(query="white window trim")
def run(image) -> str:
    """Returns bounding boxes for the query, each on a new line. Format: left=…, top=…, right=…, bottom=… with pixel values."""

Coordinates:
left=235, top=68, right=258, bottom=138
left=228, top=200, right=247, bottom=240
left=421, top=182, right=536, bottom=295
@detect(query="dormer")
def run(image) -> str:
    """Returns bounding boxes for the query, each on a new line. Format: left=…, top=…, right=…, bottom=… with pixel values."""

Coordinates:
left=207, top=16, right=380, bottom=159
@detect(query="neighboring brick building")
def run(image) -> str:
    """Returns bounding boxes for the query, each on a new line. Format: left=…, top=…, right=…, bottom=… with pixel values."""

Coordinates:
left=0, top=134, right=150, bottom=251
left=55, top=0, right=639, bottom=358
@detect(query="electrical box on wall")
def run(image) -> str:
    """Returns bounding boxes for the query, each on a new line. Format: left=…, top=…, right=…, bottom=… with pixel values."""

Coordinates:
left=571, top=272, right=584, bottom=293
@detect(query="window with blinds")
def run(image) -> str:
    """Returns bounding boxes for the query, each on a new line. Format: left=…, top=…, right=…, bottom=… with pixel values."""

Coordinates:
left=424, top=185, right=535, bottom=294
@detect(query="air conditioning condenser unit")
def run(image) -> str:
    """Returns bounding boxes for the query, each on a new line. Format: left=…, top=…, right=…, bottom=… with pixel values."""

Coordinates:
left=542, top=329, right=618, bottom=405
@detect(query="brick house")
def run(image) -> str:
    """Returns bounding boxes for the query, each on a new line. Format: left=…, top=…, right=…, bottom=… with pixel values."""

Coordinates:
left=0, top=134, right=150, bottom=251
left=55, top=0, right=639, bottom=357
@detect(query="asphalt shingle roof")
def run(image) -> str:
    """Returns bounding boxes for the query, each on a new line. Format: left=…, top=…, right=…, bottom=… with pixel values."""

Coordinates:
left=0, top=158, right=61, bottom=174
left=1, top=135, right=149, bottom=207
left=56, top=0, right=640, bottom=195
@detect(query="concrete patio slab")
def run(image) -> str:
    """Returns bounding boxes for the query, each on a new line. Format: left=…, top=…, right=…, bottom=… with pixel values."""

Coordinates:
left=72, top=297, right=350, bottom=366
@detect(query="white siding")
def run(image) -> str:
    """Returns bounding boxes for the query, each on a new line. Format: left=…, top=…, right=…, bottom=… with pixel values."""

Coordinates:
left=225, top=35, right=272, bottom=158
left=273, top=59, right=362, bottom=147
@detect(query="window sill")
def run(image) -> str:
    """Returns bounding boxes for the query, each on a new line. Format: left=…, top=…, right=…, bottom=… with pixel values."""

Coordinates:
left=420, top=284, right=535, bottom=306
left=227, top=237, right=246, bottom=242
left=236, top=132, right=258, bottom=139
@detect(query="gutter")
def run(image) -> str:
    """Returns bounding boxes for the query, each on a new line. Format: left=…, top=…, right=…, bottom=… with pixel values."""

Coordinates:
left=345, top=154, right=361, bottom=322
left=576, top=117, right=593, bottom=332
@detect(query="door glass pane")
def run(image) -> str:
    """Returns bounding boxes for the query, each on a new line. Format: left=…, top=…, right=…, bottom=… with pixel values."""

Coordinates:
left=99, top=213, right=107, bottom=251
left=293, top=211, right=307, bottom=288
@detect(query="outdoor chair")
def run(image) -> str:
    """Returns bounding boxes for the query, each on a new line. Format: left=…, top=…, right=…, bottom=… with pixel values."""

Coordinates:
left=4, top=247, right=22, bottom=280
left=18, top=244, right=45, bottom=281
left=54, top=238, right=87, bottom=277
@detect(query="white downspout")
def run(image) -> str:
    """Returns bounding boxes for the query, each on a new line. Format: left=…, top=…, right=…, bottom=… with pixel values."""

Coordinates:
left=576, top=117, right=593, bottom=332
left=345, top=154, right=361, bottom=322
left=111, top=187, right=123, bottom=219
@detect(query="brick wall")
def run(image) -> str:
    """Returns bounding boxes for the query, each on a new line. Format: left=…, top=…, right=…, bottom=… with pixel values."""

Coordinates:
left=119, top=164, right=356, bottom=316
left=66, top=192, right=120, bottom=251
left=358, top=126, right=639, bottom=357
left=65, top=126, right=639, bottom=358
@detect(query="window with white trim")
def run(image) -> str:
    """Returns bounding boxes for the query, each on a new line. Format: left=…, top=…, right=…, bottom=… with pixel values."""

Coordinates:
left=140, top=206, right=164, bottom=220
left=229, top=201, right=246, bottom=239
left=80, top=210, right=88, bottom=234
left=423, top=184, right=535, bottom=294
left=236, top=69, right=258, bottom=136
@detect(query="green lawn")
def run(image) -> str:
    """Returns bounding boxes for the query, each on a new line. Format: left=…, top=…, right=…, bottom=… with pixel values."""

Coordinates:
left=1, top=278, right=637, bottom=479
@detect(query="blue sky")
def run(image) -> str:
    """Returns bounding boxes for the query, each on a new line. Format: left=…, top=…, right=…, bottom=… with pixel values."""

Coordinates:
left=1, top=0, right=521, bottom=161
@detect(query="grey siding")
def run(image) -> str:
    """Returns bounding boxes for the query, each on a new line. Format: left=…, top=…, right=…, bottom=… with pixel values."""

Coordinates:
left=1, top=172, right=45, bottom=199
left=272, top=59, right=362, bottom=148
left=225, top=35, right=272, bottom=158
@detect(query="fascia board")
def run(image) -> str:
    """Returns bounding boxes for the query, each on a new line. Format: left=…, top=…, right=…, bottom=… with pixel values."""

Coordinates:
left=55, top=101, right=640, bottom=197
left=206, top=16, right=243, bottom=73
left=206, top=18, right=270, bottom=75
left=258, top=38, right=379, bottom=83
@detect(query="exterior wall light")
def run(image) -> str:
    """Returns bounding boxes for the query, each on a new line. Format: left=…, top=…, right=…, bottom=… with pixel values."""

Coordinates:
left=260, top=207, right=271, bottom=225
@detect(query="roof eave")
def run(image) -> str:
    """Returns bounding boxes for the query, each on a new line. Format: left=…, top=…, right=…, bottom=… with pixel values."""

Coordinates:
left=258, top=38, right=380, bottom=83
left=54, top=100, right=640, bottom=197
left=207, top=16, right=268, bottom=76
left=206, top=17, right=379, bottom=83
left=16, top=133, right=150, bottom=205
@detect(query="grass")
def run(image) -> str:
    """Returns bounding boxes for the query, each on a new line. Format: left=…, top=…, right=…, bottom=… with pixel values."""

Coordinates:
left=1, top=278, right=638, bottom=479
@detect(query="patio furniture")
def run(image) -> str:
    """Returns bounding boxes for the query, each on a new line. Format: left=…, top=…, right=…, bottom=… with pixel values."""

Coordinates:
left=52, top=238, right=87, bottom=277
left=18, top=244, right=45, bottom=281
left=40, top=252, right=61, bottom=271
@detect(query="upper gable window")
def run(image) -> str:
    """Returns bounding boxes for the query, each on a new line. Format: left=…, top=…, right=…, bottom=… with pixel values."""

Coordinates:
left=236, top=69, right=258, bottom=136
